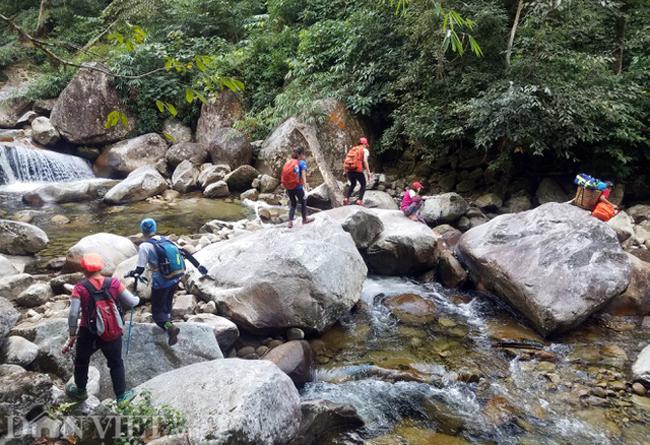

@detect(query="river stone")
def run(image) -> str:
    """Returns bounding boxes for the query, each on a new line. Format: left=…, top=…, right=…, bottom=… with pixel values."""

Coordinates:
left=15, top=282, right=53, bottom=308
left=0, top=273, right=34, bottom=301
left=627, top=204, right=650, bottom=224
left=187, top=216, right=367, bottom=334
left=225, top=165, right=259, bottom=192
left=65, top=232, right=137, bottom=275
left=204, top=180, right=230, bottom=198
left=607, top=211, right=635, bottom=243
left=136, top=358, right=301, bottom=444
left=22, top=178, right=118, bottom=206
left=186, top=313, right=239, bottom=351
left=632, top=345, right=650, bottom=383
left=95, top=133, right=168, bottom=177
left=113, top=255, right=153, bottom=301
left=17, top=319, right=223, bottom=398
left=0, top=297, right=20, bottom=338
left=103, top=166, right=168, bottom=204
left=421, top=193, right=470, bottom=225
left=339, top=207, right=384, bottom=249
left=171, top=160, right=199, bottom=193
left=196, top=91, right=244, bottom=145
left=263, top=340, right=313, bottom=385
left=501, top=195, right=532, bottom=214
left=166, top=142, right=208, bottom=167
left=474, top=193, right=503, bottom=212
left=458, top=203, right=631, bottom=337
left=306, top=183, right=333, bottom=210
left=0, top=254, right=18, bottom=277
left=2, top=336, right=39, bottom=366
left=163, top=119, right=193, bottom=144
left=0, top=369, right=56, bottom=438
left=0, top=219, right=49, bottom=255
left=432, top=225, right=463, bottom=249
left=383, top=293, right=437, bottom=325
left=436, top=248, right=468, bottom=289
left=604, top=254, right=650, bottom=316
left=290, top=400, right=364, bottom=445
left=363, top=191, right=398, bottom=210
left=208, top=127, right=253, bottom=169
left=198, top=163, right=231, bottom=188
left=31, top=116, right=60, bottom=146
left=258, top=174, right=280, bottom=193
left=535, top=177, right=569, bottom=204
left=50, top=63, right=133, bottom=145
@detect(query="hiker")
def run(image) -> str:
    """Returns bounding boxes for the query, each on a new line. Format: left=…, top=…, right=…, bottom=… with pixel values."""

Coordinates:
left=280, top=146, right=314, bottom=228
left=127, top=218, right=208, bottom=345
left=62, top=253, right=139, bottom=404
left=401, top=181, right=427, bottom=223
left=343, top=137, right=372, bottom=206
left=598, top=181, right=619, bottom=210
left=592, top=181, right=620, bottom=221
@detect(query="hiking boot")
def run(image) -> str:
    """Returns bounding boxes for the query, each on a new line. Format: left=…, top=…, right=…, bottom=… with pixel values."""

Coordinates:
left=302, top=217, right=315, bottom=225
left=166, top=324, right=180, bottom=346
left=342, top=198, right=350, bottom=206
left=288, top=220, right=294, bottom=229
left=65, top=383, right=88, bottom=401
left=117, top=389, right=136, bottom=407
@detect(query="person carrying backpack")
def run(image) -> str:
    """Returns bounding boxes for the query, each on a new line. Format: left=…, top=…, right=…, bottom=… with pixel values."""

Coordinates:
left=280, top=146, right=314, bottom=228
left=128, top=218, right=208, bottom=345
left=401, top=181, right=427, bottom=224
left=343, top=137, right=372, bottom=206
left=62, top=253, right=139, bottom=404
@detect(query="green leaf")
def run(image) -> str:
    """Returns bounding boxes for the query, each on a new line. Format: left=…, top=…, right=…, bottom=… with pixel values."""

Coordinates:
left=194, top=55, right=207, bottom=73
left=164, top=58, right=174, bottom=71
left=195, top=92, right=208, bottom=104
left=104, top=110, right=119, bottom=129
left=155, top=100, right=165, bottom=113
left=162, top=132, right=176, bottom=143
left=166, top=102, right=177, bottom=117
left=119, top=112, right=128, bottom=128
left=185, top=88, right=194, bottom=103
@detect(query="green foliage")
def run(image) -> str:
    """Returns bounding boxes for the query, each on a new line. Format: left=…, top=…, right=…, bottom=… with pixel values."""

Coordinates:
left=25, top=67, right=76, bottom=100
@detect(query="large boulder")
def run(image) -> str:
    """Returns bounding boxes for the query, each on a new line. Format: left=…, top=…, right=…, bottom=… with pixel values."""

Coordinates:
left=340, top=207, right=384, bottom=249
left=136, top=359, right=301, bottom=445
left=208, top=127, right=253, bottom=169
left=0, top=74, right=32, bottom=128
left=256, top=100, right=366, bottom=184
left=0, top=297, right=20, bottom=338
left=204, top=180, right=230, bottom=198
left=15, top=282, right=53, bottom=308
left=186, top=313, right=239, bottom=351
left=50, top=63, right=133, bottom=145
left=363, top=191, right=398, bottom=210
left=0, top=274, right=34, bottom=301
left=198, top=163, right=231, bottom=189
left=166, top=142, right=208, bottom=167
left=95, top=133, right=168, bottom=178
left=633, top=345, right=650, bottom=383
left=2, top=336, right=39, bottom=367
left=31, top=116, right=60, bottom=146
left=365, top=210, right=438, bottom=275
left=22, top=178, right=118, bottom=206
left=187, top=217, right=367, bottom=334
left=627, top=204, right=650, bottom=224
left=171, top=160, right=199, bottom=193
left=607, top=211, right=635, bottom=243
left=163, top=119, right=193, bottom=144
left=458, top=203, right=631, bottom=336
left=103, top=166, right=168, bottom=204
left=263, top=340, right=313, bottom=385
left=421, top=193, right=470, bottom=225
left=65, top=233, right=137, bottom=275
left=535, top=177, right=569, bottom=205
left=14, top=319, right=223, bottom=399
left=290, top=400, right=364, bottom=445
left=196, top=91, right=244, bottom=145
left=0, top=219, right=49, bottom=255
left=225, top=165, right=260, bottom=192
left=604, top=254, right=650, bottom=316
left=0, top=254, right=18, bottom=277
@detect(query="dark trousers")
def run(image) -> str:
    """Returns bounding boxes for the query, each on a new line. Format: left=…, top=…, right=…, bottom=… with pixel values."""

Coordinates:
left=74, top=327, right=125, bottom=398
left=347, top=171, right=366, bottom=201
left=287, top=188, right=307, bottom=221
left=151, top=284, right=177, bottom=329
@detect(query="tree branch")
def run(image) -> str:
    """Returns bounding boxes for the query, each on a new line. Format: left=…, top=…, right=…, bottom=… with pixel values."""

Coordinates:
left=506, top=0, right=525, bottom=68
left=0, top=12, right=166, bottom=80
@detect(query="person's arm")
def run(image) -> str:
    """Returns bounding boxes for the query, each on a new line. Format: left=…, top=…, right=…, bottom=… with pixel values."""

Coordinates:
left=127, top=245, right=148, bottom=277
left=300, top=160, right=309, bottom=191
left=599, top=193, right=619, bottom=209
left=63, top=296, right=80, bottom=354
left=363, top=150, right=371, bottom=180
left=179, top=248, right=208, bottom=275
left=118, top=288, right=140, bottom=309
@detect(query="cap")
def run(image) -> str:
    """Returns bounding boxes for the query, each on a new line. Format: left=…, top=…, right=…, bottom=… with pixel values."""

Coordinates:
left=359, top=137, right=368, bottom=145
left=80, top=253, right=104, bottom=273
left=411, top=181, right=424, bottom=191
left=140, top=218, right=157, bottom=235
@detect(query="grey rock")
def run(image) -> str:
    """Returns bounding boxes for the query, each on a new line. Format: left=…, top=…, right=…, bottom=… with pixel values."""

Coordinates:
left=65, top=232, right=137, bottom=275
left=0, top=78, right=32, bottom=129
left=95, top=133, right=168, bottom=177
left=474, top=193, right=503, bottom=212
left=627, top=204, right=650, bottom=224
left=262, top=340, right=313, bottom=385
left=198, top=163, right=231, bottom=188
left=204, top=180, right=230, bottom=198
left=607, top=211, right=635, bottom=243
left=0, top=370, right=56, bottom=437
left=339, top=207, right=384, bottom=249
left=208, top=127, right=253, bottom=169
left=171, top=160, right=199, bottom=193
left=196, top=91, right=244, bottom=145
left=0, top=254, right=18, bottom=277
left=258, top=174, right=280, bottom=193
left=0, top=219, right=48, bottom=255
left=33, top=99, right=57, bottom=116
left=163, top=119, right=193, bottom=144
left=103, top=166, right=168, bottom=204
left=171, top=294, right=196, bottom=318
left=16, top=110, right=38, bottom=126
left=241, top=188, right=259, bottom=201
left=2, top=336, right=39, bottom=366
left=136, top=359, right=301, bottom=444
left=15, top=282, right=53, bottom=308
left=633, top=344, right=650, bottom=384
left=22, top=179, right=118, bottom=206
left=363, top=190, right=398, bottom=210
left=186, top=313, right=239, bottom=351
left=65, top=366, right=100, bottom=397
left=604, top=254, right=650, bottom=316
left=113, top=255, right=152, bottom=302
left=436, top=248, right=468, bottom=289
left=290, top=400, right=364, bottom=445
left=536, top=177, right=569, bottom=205
left=501, top=195, right=532, bottom=214
left=458, top=203, right=631, bottom=336
left=225, top=165, right=260, bottom=192
left=166, top=142, right=208, bottom=167
left=31, top=116, right=60, bottom=146
left=0, top=297, right=20, bottom=338
left=0, top=273, right=34, bottom=301
left=421, top=193, right=470, bottom=225
left=187, top=216, right=367, bottom=334
left=50, top=63, right=133, bottom=145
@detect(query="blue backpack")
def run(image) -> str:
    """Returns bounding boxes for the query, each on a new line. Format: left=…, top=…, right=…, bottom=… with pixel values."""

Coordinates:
left=146, top=237, right=186, bottom=279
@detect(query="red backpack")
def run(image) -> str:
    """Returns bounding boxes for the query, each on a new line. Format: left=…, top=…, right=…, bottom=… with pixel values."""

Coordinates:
left=281, top=159, right=302, bottom=190
left=81, top=278, right=124, bottom=342
left=343, top=145, right=364, bottom=173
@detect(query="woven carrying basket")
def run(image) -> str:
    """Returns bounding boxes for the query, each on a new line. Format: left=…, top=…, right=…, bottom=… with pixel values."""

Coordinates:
left=573, top=186, right=601, bottom=210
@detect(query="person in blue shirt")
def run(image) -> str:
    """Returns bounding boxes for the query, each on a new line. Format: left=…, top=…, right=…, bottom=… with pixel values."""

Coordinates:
left=282, top=147, right=314, bottom=228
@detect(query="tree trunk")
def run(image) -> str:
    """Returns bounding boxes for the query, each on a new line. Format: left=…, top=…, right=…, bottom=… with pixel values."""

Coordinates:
left=506, top=0, right=525, bottom=68
left=613, top=11, right=626, bottom=74
left=295, top=122, right=344, bottom=207
left=35, top=0, right=49, bottom=37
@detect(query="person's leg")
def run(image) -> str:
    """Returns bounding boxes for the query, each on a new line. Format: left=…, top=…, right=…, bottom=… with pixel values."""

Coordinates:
left=100, top=336, right=126, bottom=399
left=161, top=284, right=180, bottom=345
left=357, top=172, right=367, bottom=203
left=151, top=286, right=170, bottom=330
left=346, top=172, right=357, bottom=202
left=287, top=189, right=298, bottom=227
left=297, top=188, right=313, bottom=224
left=71, top=327, right=96, bottom=398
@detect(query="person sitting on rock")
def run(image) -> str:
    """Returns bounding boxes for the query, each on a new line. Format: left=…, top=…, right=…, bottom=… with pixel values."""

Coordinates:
left=128, top=218, right=208, bottom=346
left=62, top=253, right=139, bottom=405
left=343, top=137, right=372, bottom=206
left=599, top=181, right=619, bottom=210
left=401, top=181, right=427, bottom=224
left=280, top=146, right=314, bottom=228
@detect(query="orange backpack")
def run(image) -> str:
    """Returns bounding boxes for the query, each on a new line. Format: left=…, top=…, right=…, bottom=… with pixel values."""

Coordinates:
left=592, top=202, right=617, bottom=222
left=281, top=159, right=302, bottom=190
left=343, top=145, right=364, bottom=173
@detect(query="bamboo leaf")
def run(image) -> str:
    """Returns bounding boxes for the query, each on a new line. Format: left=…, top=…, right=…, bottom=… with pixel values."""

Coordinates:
left=166, top=102, right=177, bottom=117
left=155, top=100, right=165, bottom=113
left=162, top=132, right=176, bottom=143
left=185, top=89, right=194, bottom=103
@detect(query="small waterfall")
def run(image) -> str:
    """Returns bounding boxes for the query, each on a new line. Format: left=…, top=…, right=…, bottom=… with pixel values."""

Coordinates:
left=0, top=143, right=94, bottom=185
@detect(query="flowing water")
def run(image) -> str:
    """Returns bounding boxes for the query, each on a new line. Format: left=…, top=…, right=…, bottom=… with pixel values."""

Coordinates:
left=301, top=277, right=650, bottom=445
